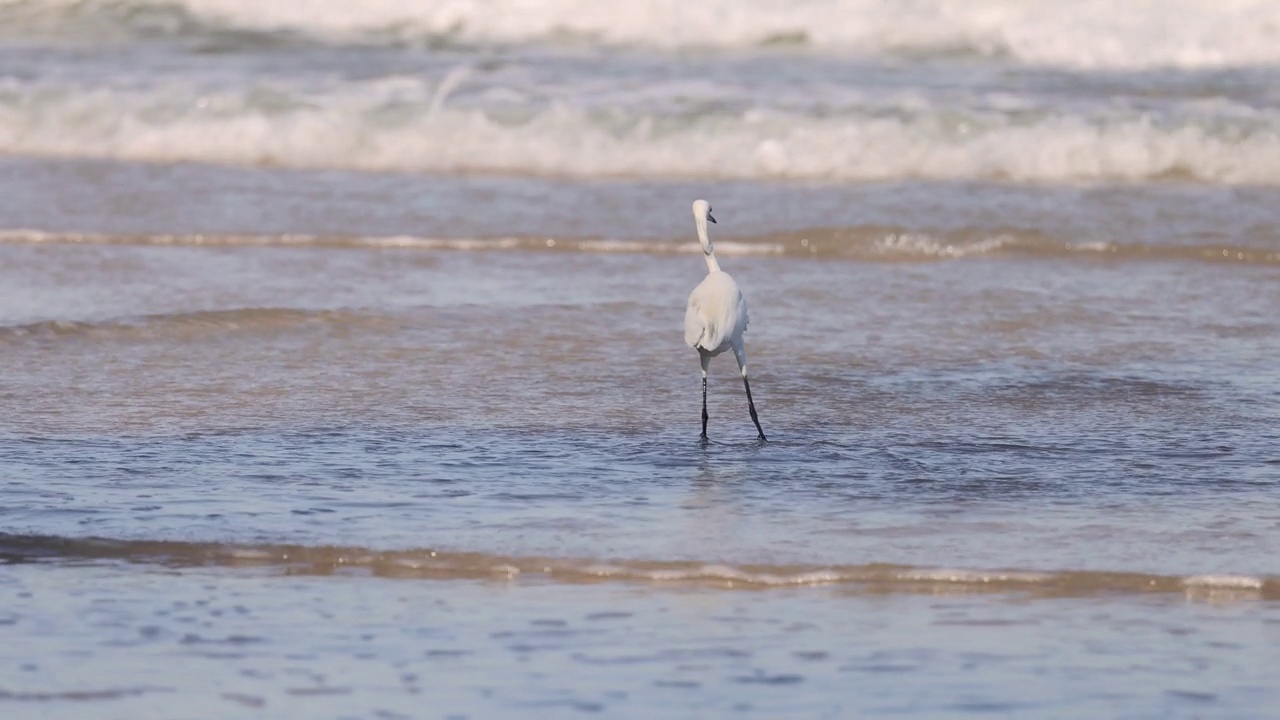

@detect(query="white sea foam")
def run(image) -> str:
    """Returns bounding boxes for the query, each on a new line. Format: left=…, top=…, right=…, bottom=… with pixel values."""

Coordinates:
left=874, top=233, right=1016, bottom=258
left=583, top=563, right=847, bottom=586
left=5, top=230, right=1278, bottom=266
left=894, top=568, right=1054, bottom=584
left=575, top=240, right=784, bottom=256
left=0, top=230, right=791, bottom=260
left=1182, top=574, right=1265, bottom=590
left=4, top=82, right=1280, bottom=183
left=8, top=0, right=1280, bottom=69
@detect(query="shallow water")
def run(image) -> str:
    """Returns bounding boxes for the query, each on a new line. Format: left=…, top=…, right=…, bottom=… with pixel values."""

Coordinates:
left=4, top=2, right=1280, bottom=717
left=5, top=560, right=1279, bottom=719
left=3, top=217, right=1279, bottom=716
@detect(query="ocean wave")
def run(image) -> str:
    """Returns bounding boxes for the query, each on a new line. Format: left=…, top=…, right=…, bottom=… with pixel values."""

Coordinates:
left=3, top=82, right=1280, bottom=183
left=0, top=306, right=391, bottom=343
left=6, top=0, right=1280, bottom=69
left=2, top=533, right=1275, bottom=599
left=3, top=228, right=1276, bottom=267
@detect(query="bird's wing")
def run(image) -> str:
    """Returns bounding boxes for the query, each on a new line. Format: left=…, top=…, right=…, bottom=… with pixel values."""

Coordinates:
left=684, top=294, right=705, bottom=348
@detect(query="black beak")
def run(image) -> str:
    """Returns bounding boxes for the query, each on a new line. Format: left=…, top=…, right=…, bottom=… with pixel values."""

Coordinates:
left=707, top=212, right=717, bottom=224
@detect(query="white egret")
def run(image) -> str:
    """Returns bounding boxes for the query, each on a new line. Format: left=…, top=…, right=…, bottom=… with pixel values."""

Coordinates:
left=684, top=199, right=766, bottom=441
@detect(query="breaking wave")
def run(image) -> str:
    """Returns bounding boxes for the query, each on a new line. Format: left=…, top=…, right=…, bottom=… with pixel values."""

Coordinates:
left=0, top=307, right=393, bottom=343
left=6, top=0, right=1280, bottom=69
left=3, top=82, right=1280, bottom=183
left=2, top=533, right=1275, bottom=599
left=2, top=228, right=1276, bottom=266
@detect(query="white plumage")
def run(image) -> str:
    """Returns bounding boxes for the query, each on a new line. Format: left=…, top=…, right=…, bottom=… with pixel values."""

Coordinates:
left=684, top=199, right=766, bottom=441
left=684, top=271, right=748, bottom=356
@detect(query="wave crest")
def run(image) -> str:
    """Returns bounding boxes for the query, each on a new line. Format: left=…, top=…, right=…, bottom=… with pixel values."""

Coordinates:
left=0, top=306, right=389, bottom=343
left=3, top=533, right=1275, bottom=599
left=4, top=229, right=1276, bottom=267
left=4, top=84, right=1280, bottom=183
left=7, top=0, right=1280, bottom=69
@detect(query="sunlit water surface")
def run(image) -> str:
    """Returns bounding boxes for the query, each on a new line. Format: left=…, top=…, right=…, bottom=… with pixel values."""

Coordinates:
left=3, top=1, right=1280, bottom=714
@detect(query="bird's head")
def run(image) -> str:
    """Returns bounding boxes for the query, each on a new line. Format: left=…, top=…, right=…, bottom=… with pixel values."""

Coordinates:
left=692, top=199, right=716, bottom=225
left=692, top=199, right=716, bottom=255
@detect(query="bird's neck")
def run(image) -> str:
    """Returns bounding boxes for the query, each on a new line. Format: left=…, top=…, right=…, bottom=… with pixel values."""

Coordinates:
left=697, top=220, right=721, bottom=273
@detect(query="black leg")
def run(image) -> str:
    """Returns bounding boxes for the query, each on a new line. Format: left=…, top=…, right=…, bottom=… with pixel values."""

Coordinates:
left=743, top=376, right=766, bottom=441
left=701, top=374, right=709, bottom=440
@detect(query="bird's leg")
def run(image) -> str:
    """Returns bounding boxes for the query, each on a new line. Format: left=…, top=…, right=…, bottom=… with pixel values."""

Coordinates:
left=742, top=375, right=765, bottom=441
left=699, top=352, right=710, bottom=440
left=701, top=374, right=709, bottom=440
left=732, top=346, right=766, bottom=441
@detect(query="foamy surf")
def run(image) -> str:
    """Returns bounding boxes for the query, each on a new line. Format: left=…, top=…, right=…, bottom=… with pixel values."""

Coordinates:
left=0, top=308, right=392, bottom=344
left=2, top=229, right=1276, bottom=266
left=0, top=229, right=779, bottom=257
left=4, top=84, right=1280, bottom=183
left=7, top=0, right=1280, bottom=69
left=2, top=534, right=1275, bottom=599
